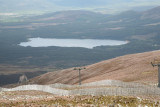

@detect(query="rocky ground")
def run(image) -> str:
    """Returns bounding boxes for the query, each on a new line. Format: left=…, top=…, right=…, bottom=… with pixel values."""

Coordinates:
left=0, top=91, right=160, bottom=107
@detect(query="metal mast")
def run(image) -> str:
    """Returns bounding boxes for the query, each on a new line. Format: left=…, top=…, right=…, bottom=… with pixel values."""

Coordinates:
left=151, top=60, right=160, bottom=87
left=74, top=67, right=86, bottom=85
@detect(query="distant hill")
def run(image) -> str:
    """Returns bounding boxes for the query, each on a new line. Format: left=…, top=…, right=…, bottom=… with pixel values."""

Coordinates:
left=6, top=6, right=160, bottom=40
left=141, top=6, right=160, bottom=19
left=29, top=50, right=160, bottom=85
left=28, top=10, right=107, bottom=23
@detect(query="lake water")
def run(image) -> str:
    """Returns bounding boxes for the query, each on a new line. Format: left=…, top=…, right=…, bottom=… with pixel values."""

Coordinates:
left=19, top=38, right=128, bottom=49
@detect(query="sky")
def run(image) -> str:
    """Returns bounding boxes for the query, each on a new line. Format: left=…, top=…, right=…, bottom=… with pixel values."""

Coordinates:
left=50, top=0, right=160, bottom=7
left=0, top=0, right=160, bottom=14
left=50, top=0, right=160, bottom=14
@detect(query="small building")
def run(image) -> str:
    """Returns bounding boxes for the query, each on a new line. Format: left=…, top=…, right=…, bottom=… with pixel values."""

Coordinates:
left=18, top=74, right=28, bottom=84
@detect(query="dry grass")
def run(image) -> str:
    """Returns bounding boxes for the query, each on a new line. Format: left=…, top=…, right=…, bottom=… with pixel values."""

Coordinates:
left=0, top=91, right=159, bottom=107
left=29, top=50, right=160, bottom=85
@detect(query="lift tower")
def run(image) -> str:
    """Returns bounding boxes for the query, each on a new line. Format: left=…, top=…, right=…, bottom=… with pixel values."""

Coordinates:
left=74, top=67, right=86, bottom=85
left=151, top=60, right=160, bottom=87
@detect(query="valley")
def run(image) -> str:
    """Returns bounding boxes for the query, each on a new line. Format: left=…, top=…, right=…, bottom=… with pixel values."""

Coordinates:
left=1, top=1, right=160, bottom=106
left=0, top=0, right=160, bottom=107
left=1, top=6, right=160, bottom=86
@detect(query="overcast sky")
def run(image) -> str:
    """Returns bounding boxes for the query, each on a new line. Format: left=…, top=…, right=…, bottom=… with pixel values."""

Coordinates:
left=50, top=0, right=160, bottom=7
left=0, top=0, right=160, bottom=14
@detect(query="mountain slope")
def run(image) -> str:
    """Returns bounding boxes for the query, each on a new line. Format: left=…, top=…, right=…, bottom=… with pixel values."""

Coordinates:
left=141, top=6, right=160, bottom=19
left=29, top=50, right=160, bottom=85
